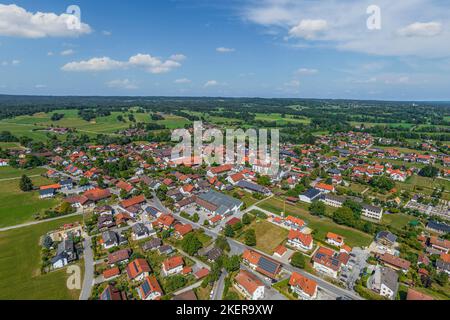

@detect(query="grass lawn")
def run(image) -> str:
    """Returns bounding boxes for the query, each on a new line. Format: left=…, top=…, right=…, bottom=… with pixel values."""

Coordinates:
left=195, top=230, right=213, bottom=247
left=195, top=284, right=212, bottom=300
left=412, top=285, right=450, bottom=300
left=0, top=176, right=59, bottom=228
left=0, top=215, right=82, bottom=299
left=0, top=166, right=47, bottom=180
left=396, top=175, right=450, bottom=199
left=382, top=213, right=417, bottom=230
left=258, top=197, right=373, bottom=248
left=273, top=278, right=297, bottom=300
left=238, top=219, right=289, bottom=255
left=0, top=142, right=24, bottom=149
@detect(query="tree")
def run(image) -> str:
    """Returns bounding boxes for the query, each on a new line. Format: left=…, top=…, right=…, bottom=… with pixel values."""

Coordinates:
left=290, top=252, right=306, bottom=269
left=79, top=177, right=90, bottom=186
left=59, top=202, right=74, bottom=215
left=343, top=199, right=362, bottom=217
left=370, top=176, right=395, bottom=192
left=215, top=236, right=230, bottom=252
left=42, top=236, right=53, bottom=249
left=224, top=225, right=235, bottom=238
left=309, top=201, right=326, bottom=216
left=223, top=255, right=241, bottom=273
left=245, top=229, right=257, bottom=246
left=181, top=233, right=203, bottom=256
left=242, top=213, right=252, bottom=225
left=257, top=175, right=271, bottom=187
left=434, top=272, right=448, bottom=286
left=19, top=174, right=33, bottom=192
left=333, top=207, right=356, bottom=227
left=419, top=165, right=439, bottom=178
left=164, top=275, right=187, bottom=292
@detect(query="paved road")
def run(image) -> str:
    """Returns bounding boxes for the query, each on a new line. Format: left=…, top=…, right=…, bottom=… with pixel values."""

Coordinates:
left=173, top=281, right=203, bottom=296
left=213, top=270, right=227, bottom=300
left=0, top=174, right=41, bottom=182
left=168, top=208, right=362, bottom=300
left=79, top=236, right=94, bottom=300
left=0, top=212, right=82, bottom=232
left=227, top=238, right=362, bottom=300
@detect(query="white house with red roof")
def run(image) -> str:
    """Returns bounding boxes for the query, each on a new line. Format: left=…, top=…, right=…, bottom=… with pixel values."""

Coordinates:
left=287, top=229, right=314, bottom=251
left=234, top=270, right=265, bottom=300
left=289, top=272, right=318, bottom=300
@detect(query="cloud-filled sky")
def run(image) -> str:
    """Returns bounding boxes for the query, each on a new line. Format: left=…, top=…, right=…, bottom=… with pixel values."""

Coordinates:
left=0, top=0, right=450, bottom=100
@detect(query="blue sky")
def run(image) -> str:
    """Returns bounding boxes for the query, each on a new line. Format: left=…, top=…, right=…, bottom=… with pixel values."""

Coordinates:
left=0, top=0, right=450, bottom=100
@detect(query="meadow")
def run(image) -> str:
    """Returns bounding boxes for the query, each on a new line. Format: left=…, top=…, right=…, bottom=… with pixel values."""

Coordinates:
left=0, top=174, right=59, bottom=228
left=258, top=197, right=373, bottom=248
left=0, top=215, right=82, bottom=300
left=0, top=109, right=190, bottom=140
left=238, top=219, right=289, bottom=255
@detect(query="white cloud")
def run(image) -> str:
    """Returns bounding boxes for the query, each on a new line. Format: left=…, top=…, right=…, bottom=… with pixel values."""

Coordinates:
left=1, top=59, right=20, bottom=66
left=216, top=47, right=236, bottom=53
left=129, top=53, right=182, bottom=74
left=296, top=68, right=318, bottom=75
left=60, top=49, right=75, bottom=56
left=397, top=22, right=442, bottom=38
left=62, top=57, right=125, bottom=72
left=102, top=30, right=112, bottom=36
left=169, top=54, right=186, bottom=61
left=35, top=84, right=47, bottom=88
left=174, top=78, right=191, bottom=84
left=204, top=80, right=219, bottom=87
left=62, top=53, right=185, bottom=74
left=241, top=0, right=450, bottom=58
left=47, top=51, right=54, bottom=56
left=0, top=4, right=92, bottom=38
left=106, top=79, right=138, bottom=90
left=288, top=19, right=328, bottom=40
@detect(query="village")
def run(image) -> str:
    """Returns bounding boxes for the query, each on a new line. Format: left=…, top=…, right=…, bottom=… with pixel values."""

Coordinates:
left=1, top=128, right=448, bottom=301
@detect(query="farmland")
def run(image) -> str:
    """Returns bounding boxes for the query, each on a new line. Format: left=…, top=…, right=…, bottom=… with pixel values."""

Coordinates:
left=0, top=215, right=82, bottom=300
left=0, top=175, right=59, bottom=228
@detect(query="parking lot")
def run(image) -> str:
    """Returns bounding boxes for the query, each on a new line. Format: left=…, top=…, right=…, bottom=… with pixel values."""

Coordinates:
left=339, top=247, right=369, bottom=290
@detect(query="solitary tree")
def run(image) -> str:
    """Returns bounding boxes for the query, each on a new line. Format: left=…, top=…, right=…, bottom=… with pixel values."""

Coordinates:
left=224, top=225, right=235, bottom=238
left=181, top=233, right=203, bottom=256
left=242, top=213, right=252, bottom=225
left=309, top=201, right=326, bottom=216
left=245, top=229, right=257, bottom=247
left=19, top=174, right=33, bottom=192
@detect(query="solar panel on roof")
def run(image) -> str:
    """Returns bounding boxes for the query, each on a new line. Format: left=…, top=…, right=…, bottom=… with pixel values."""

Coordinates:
left=258, top=256, right=279, bottom=274
left=141, top=280, right=151, bottom=296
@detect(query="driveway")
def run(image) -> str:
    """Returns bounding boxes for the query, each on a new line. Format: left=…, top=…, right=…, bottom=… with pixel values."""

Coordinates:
left=79, top=236, right=94, bottom=300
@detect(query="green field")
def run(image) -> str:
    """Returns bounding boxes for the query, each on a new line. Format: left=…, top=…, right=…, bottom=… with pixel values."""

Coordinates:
left=0, top=142, right=24, bottom=149
left=0, top=110, right=190, bottom=140
left=0, top=166, right=46, bottom=180
left=258, top=197, right=373, bottom=248
left=0, top=215, right=82, bottom=299
left=395, top=175, right=450, bottom=200
left=382, top=213, right=417, bottom=230
left=254, top=113, right=310, bottom=126
left=0, top=175, right=59, bottom=228
left=238, top=219, right=289, bottom=254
